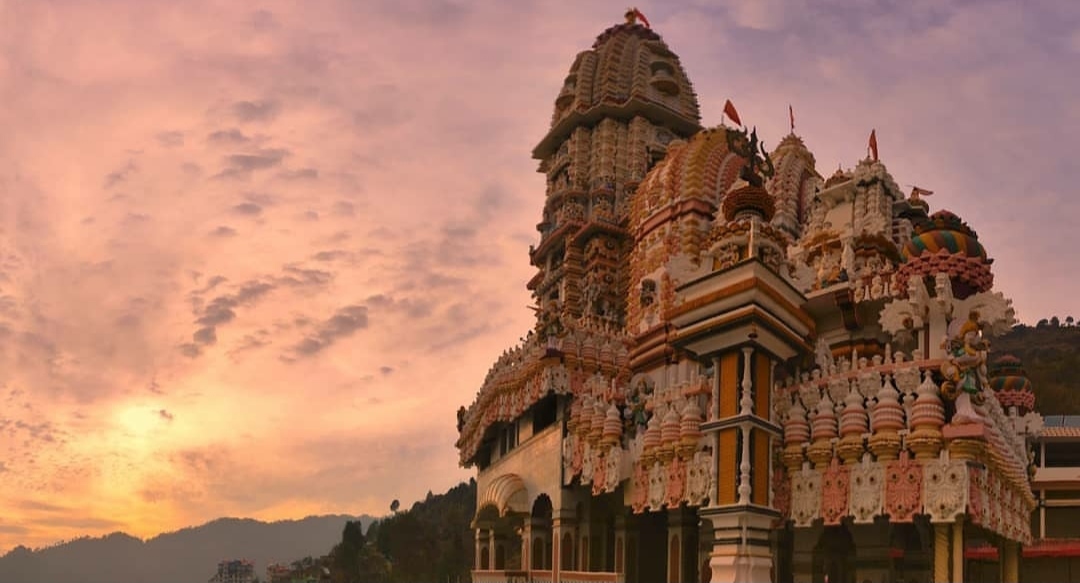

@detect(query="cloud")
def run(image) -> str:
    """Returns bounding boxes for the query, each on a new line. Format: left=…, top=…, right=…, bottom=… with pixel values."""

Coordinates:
left=286, top=305, right=369, bottom=358
left=231, top=100, right=280, bottom=123
left=103, top=161, right=137, bottom=189
left=183, top=280, right=277, bottom=355
left=158, top=409, right=174, bottom=422
left=209, top=226, right=237, bottom=237
left=207, top=129, right=252, bottom=145
left=213, top=148, right=289, bottom=180
left=277, top=168, right=318, bottom=181
left=156, top=131, right=184, bottom=148
left=231, top=202, right=263, bottom=216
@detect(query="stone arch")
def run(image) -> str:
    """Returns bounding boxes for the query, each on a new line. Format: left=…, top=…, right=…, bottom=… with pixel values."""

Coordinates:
left=531, top=494, right=554, bottom=570
left=477, top=473, right=529, bottom=518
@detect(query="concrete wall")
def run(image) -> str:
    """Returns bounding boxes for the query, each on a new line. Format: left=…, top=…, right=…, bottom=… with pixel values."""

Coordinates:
left=478, top=423, right=564, bottom=512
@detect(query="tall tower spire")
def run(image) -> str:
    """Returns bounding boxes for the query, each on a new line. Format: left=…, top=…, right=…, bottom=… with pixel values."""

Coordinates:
left=528, top=14, right=701, bottom=333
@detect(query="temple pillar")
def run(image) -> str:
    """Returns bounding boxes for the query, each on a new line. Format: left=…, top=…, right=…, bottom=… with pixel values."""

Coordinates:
left=1003, top=541, right=1019, bottom=583
left=933, top=523, right=949, bottom=583
left=950, top=518, right=963, bottom=583
left=552, top=509, right=575, bottom=581
left=523, top=517, right=547, bottom=570
left=475, top=528, right=488, bottom=571
left=614, top=514, right=627, bottom=576
left=667, top=507, right=697, bottom=583
left=578, top=515, right=592, bottom=571
left=488, top=528, right=497, bottom=570
left=701, top=508, right=775, bottom=583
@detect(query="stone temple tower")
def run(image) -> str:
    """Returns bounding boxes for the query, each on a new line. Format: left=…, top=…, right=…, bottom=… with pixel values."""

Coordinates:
left=529, top=10, right=701, bottom=335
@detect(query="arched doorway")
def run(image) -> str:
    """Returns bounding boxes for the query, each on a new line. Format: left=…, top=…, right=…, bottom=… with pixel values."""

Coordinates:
left=531, top=494, right=554, bottom=570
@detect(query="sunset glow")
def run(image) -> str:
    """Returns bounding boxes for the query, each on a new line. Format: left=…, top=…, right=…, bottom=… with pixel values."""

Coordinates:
left=1, top=0, right=1078, bottom=553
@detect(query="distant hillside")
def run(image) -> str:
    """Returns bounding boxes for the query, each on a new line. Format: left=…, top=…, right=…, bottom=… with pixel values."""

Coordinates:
left=0, top=514, right=375, bottom=583
left=322, top=480, right=477, bottom=583
left=992, top=321, right=1080, bottom=414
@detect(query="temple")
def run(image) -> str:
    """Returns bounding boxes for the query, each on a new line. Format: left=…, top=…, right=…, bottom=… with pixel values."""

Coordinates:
left=455, top=10, right=1043, bottom=583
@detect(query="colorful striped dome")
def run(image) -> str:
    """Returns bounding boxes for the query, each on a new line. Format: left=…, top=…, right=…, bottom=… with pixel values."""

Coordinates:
left=895, top=209, right=994, bottom=299
left=989, top=354, right=1035, bottom=414
left=901, top=210, right=987, bottom=261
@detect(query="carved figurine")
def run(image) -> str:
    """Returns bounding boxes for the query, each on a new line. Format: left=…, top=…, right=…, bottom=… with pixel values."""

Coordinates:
left=939, top=310, right=989, bottom=424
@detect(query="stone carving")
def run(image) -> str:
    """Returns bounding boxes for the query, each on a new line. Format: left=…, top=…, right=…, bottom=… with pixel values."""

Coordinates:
left=603, top=447, right=621, bottom=492
left=820, top=459, right=850, bottom=525
left=685, top=451, right=712, bottom=507
left=773, top=465, right=792, bottom=519
left=791, top=468, right=822, bottom=527
left=848, top=462, right=884, bottom=524
left=631, top=462, right=648, bottom=514
left=924, top=460, right=968, bottom=522
left=563, top=434, right=576, bottom=485
left=884, top=453, right=922, bottom=522
left=591, top=452, right=608, bottom=496
left=581, top=442, right=595, bottom=484
left=647, top=462, right=666, bottom=511
left=940, top=310, right=989, bottom=424
left=665, top=457, right=687, bottom=508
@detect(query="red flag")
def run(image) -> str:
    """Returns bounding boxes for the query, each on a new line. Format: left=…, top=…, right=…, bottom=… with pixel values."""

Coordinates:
left=789, top=104, right=795, bottom=133
left=910, top=186, right=934, bottom=198
left=723, top=99, right=742, bottom=127
left=868, top=129, right=878, bottom=161
left=632, top=8, right=651, bottom=28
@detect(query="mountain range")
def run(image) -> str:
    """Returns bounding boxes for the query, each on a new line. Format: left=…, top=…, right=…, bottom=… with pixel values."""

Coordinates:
left=0, top=514, right=375, bottom=583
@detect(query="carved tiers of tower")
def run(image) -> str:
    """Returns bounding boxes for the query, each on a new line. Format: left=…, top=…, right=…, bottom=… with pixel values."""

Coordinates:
left=529, top=15, right=704, bottom=331
left=625, top=127, right=748, bottom=333
left=767, top=133, right=822, bottom=239
left=539, top=19, right=700, bottom=155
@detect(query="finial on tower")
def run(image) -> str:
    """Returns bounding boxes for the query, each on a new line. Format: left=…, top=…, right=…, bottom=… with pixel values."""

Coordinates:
left=625, top=7, right=651, bottom=28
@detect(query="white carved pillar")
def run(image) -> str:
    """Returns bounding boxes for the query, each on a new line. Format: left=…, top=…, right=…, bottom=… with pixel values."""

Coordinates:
left=738, top=347, right=754, bottom=505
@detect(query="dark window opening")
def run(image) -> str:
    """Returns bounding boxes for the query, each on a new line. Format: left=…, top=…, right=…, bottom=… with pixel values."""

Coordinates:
left=533, top=395, right=558, bottom=433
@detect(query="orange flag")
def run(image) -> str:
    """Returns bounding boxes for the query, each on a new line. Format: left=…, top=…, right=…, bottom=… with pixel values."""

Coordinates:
left=868, top=129, right=878, bottom=161
left=723, top=99, right=742, bottom=127
left=632, top=7, right=650, bottom=28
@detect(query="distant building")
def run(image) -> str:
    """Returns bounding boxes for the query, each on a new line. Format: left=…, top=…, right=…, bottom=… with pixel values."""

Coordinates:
left=455, top=9, right=1043, bottom=583
left=266, top=562, right=292, bottom=583
left=209, top=559, right=255, bottom=583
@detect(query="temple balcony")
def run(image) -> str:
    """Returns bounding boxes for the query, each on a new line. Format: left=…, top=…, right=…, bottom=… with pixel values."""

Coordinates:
left=775, top=352, right=1041, bottom=546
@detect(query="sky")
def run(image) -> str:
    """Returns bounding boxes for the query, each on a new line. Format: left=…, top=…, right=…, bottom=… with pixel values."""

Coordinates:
left=0, top=0, right=1077, bottom=553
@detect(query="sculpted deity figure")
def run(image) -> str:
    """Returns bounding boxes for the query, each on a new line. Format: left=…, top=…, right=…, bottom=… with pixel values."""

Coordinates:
left=939, top=310, right=989, bottom=424
left=537, top=300, right=565, bottom=344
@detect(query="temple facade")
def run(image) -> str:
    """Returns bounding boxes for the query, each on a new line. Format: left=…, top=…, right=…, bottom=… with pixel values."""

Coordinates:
left=455, top=11, right=1042, bottom=583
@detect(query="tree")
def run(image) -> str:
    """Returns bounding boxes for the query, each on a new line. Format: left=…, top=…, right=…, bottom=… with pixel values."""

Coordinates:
left=390, top=499, right=400, bottom=513
left=1051, top=316, right=1061, bottom=327
left=1037, top=318, right=1050, bottom=328
left=1067, top=316, right=1074, bottom=327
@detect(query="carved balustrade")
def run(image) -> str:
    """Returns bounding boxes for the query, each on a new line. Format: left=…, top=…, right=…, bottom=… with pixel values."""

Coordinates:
left=774, top=354, right=1037, bottom=543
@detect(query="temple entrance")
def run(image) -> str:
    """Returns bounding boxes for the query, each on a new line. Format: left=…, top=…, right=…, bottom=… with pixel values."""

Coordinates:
left=812, top=525, right=855, bottom=583
left=632, top=510, right=668, bottom=583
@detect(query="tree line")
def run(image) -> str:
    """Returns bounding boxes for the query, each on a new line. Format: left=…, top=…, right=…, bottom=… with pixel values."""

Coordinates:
left=270, top=479, right=477, bottom=583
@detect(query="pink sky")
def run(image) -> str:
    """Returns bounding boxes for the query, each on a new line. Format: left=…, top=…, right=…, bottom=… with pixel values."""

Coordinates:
left=1, top=0, right=1077, bottom=552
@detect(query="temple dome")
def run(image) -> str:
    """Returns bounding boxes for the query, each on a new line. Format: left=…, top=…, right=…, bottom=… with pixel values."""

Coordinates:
left=629, top=127, right=748, bottom=233
left=535, top=15, right=701, bottom=159
left=896, top=208, right=994, bottom=299
left=989, top=354, right=1036, bottom=414
left=823, top=167, right=852, bottom=189
left=902, top=210, right=988, bottom=261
